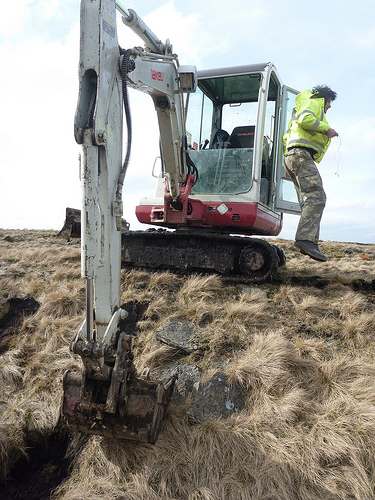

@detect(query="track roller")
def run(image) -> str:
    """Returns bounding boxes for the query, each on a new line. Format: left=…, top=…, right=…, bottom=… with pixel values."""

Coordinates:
left=238, top=240, right=279, bottom=282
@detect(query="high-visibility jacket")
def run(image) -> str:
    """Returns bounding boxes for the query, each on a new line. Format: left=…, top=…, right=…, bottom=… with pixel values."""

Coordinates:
left=283, top=89, right=331, bottom=163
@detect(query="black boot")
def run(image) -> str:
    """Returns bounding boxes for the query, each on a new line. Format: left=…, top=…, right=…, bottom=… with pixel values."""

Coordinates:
left=294, top=240, right=327, bottom=262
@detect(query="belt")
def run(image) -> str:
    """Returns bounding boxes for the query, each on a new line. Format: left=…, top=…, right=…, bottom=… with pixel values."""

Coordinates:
left=287, top=146, right=315, bottom=157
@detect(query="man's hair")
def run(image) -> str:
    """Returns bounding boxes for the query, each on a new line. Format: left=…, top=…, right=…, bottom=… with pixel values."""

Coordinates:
left=311, top=85, right=337, bottom=103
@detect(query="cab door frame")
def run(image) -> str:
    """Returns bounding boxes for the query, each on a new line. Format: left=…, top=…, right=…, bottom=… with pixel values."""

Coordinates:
left=273, top=85, right=301, bottom=214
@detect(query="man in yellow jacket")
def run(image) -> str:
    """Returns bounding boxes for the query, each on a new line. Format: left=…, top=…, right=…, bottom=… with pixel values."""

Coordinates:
left=283, top=85, right=339, bottom=262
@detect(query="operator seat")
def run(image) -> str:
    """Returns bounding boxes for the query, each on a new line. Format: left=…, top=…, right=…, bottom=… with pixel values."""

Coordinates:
left=209, top=128, right=230, bottom=149
left=228, top=125, right=255, bottom=148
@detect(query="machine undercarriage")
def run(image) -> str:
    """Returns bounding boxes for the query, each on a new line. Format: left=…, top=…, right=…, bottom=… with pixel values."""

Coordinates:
left=121, top=230, right=285, bottom=282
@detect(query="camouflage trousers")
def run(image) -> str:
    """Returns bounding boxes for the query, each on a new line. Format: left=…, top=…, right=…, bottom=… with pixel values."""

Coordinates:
left=284, top=147, right=326, bottom=244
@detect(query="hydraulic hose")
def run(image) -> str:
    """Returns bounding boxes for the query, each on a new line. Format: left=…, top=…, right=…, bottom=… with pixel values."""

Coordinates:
left=116, top=48, right=133, bottom=207
left=180, top=134, right=198, bottom=183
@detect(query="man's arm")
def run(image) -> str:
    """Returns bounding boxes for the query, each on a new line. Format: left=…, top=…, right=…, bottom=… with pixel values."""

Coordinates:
left=298, top=104, right=330, bottom=134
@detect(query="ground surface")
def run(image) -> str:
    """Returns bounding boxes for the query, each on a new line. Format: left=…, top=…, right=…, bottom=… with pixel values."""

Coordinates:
left=0, top=229, right=374, bottom=499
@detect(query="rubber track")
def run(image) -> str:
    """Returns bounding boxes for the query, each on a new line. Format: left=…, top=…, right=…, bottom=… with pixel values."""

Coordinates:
left=121, top=230, right=283, bottom=283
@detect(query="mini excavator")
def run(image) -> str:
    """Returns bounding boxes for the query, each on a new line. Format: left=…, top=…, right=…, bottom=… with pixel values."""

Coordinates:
left=62, top=0, right=301, bottom=442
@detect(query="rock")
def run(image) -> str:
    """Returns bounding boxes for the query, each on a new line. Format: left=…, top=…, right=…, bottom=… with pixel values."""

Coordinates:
left=153, top=321, right=246, bottom=421
left=152, top=363, right=246, bottom=421
left=189, top=371, right=246, bottom=422
left=156, top=320, right=198, bottom=354
left=172, top=364, right=201, bottom=405
left=151, top=363, right=201, bottom=405
left=174, top=364, right=200, bottom=400
left=198, top=312, right=212, bottom=326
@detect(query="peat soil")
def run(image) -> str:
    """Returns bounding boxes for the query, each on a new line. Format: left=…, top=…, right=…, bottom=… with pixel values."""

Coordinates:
left=0, top=429, right=71, bottom=500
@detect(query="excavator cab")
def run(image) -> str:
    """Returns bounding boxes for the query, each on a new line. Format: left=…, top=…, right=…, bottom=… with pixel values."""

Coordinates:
left=136, top=63, right=301, bottom=234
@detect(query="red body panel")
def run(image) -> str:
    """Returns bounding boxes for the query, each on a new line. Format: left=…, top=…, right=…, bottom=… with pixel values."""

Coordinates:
left=136, top=199, right=283, bottom=236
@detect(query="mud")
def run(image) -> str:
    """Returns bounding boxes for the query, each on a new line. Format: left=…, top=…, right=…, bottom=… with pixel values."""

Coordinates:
left=0, top=428, right=71, bottom=500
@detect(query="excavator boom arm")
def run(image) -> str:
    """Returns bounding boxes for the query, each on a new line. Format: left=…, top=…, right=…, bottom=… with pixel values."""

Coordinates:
left=62, top=0, right=178, bottom=443
left=123, top=48, right=196, bottom=201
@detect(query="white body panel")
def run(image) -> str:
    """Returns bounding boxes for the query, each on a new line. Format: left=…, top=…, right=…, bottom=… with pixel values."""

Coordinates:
left=75, top=0, right=123, bottom=343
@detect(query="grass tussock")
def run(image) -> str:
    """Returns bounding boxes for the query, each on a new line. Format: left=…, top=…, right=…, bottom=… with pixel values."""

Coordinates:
left=0, top=230, right=375, bottom=499
left=224, top=290, right=271, bottom=326
left=39, top=290, right=84, bottom=318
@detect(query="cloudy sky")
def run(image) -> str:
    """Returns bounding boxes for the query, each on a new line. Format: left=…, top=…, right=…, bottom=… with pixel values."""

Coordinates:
left=1, top=0, right=374, bottom=243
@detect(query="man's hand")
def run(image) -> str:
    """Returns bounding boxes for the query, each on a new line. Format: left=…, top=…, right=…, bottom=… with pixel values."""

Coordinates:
left=326, top=128, right=339, bottom=138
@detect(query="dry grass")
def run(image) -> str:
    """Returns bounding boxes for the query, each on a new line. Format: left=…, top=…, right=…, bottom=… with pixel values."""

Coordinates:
left=0, top=229, right=375, bottom=498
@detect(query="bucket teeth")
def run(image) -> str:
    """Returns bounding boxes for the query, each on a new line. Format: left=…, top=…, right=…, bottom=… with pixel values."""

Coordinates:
left=62, top=369, right=176, bottom=443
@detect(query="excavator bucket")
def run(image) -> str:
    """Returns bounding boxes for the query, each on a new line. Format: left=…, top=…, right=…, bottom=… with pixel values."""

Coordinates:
left=62, top=370, right=177, bottom=443
left=57, top=208, right=130, bottom=239
left=57, top=208, right=82, bottom=239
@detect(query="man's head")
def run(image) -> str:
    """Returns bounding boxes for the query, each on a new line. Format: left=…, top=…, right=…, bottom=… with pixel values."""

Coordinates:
left=311, top=85, right=337, bottom=113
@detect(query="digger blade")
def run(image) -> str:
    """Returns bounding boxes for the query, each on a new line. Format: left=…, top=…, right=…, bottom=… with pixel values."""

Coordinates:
left=62, top=370, right=176, bottom=443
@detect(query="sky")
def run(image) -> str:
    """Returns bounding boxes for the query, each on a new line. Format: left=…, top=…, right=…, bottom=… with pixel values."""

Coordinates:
left=1, top=0, right=374, bottom=243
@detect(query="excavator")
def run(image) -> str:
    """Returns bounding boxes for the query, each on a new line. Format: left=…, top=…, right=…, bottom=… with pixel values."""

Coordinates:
left=61, top=0, right=301, bottom=442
